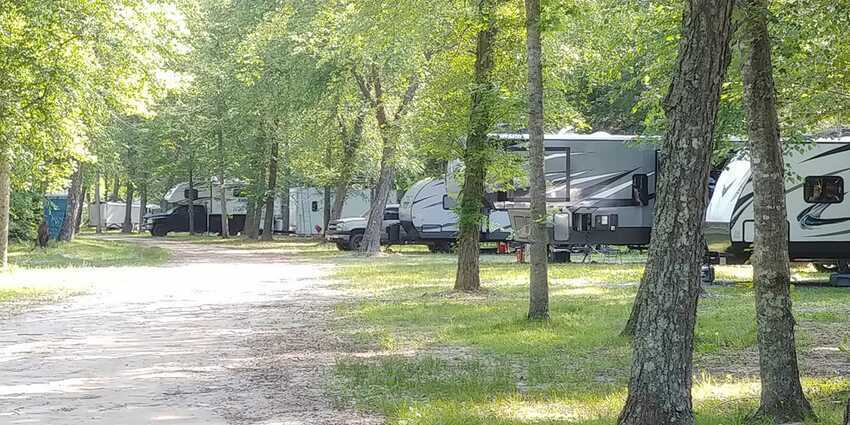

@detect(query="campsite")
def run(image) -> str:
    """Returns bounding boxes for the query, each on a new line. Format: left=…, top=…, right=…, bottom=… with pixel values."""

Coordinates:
left=1, top=1, right=849, bottom=424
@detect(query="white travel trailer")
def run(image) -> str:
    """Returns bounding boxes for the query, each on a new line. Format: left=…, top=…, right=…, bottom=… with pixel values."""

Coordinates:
left=705, top=137, right=850, bottom=273
left=290, top=188, right=378, bottom=236
left=398, top=177, right=512, bottom=247
left=502, top=132, right=658, bottom=255
left=89, top=202, right=161, bottom=230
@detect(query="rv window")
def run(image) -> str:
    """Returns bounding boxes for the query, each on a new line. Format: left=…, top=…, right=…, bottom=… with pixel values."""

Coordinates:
left=804, top=176, right=844, bottom=204
left=311, top=201, right=319, bottom=212
left=442, top=195, right=457, bottom=210
left=183, top=188, right=199, bottom=200
left=383, top=211, right=399, bottom=221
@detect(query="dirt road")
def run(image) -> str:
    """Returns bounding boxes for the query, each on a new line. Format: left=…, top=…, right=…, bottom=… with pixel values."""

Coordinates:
left=0, top=239, right=379, bottom=425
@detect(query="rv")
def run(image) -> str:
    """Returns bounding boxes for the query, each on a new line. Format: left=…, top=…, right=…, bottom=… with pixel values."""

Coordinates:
left=502, top=132, right=657, bottom=258
left=145, top=180, right=248, bottom=236
left=327, top=176, right=512, bottom=251
left=705, top=137, right=850, bottom=273
left=290, top=188, right=376, bottom=236
left=90, top=201, right=161, bottom=230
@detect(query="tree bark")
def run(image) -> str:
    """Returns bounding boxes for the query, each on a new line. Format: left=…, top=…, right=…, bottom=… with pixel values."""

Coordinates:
left=244, top=199, right=257, bottom=239
left=138, top=182, right=147, bottom=235
left=323, top=186, right=332, bottom=234
left=217, top=121, right=230, bottom=238
left=121, top=181, right=134, bottom=233
left=0, top=154, right=10, bottom=269
left=741, top=0, right=813, bottom=421
left=617, top=1, right=734, bottom=424
left=188, top=167, right=195, bottom=236
left=261, top=140, right=279, bottom=241
left=110, top=175, right=120, bottom=202
left=75, top=183, right=87, bottom=234
left=454, top=0, right=498, bottom=291
left=59, top=162, right=84, bottom=242
left=280, top=162, right=291, bottom=233
left=525, top=0, right=549, bottom=319
left=95, top=169, right=102, bottom=234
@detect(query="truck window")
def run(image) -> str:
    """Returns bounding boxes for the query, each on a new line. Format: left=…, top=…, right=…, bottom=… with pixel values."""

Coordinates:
left=804, top=176, right=844, bottom=204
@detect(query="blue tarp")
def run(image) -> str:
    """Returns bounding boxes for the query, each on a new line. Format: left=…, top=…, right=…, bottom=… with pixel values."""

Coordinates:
left=44, top=195, right=68, bottom=240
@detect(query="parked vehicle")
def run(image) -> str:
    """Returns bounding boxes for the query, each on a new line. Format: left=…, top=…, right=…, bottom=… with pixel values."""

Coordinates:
left=705, top=137, right=850, bottom=274
left=146, top=180, right=248, bottom=236
left=89, top=201, right=161, bottom=230
left=326, top=204, right=414, bottom=250
left=502, top=132, right=657, bottom=259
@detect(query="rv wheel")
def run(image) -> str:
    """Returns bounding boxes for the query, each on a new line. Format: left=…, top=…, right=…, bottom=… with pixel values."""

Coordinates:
left=349, top=233, right=365, bottom=251
left=428, top=242, right=453, bottom=253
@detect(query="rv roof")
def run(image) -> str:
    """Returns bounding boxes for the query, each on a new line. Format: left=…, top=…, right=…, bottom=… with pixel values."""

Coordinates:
left=493, top=131, right=639, bottom=142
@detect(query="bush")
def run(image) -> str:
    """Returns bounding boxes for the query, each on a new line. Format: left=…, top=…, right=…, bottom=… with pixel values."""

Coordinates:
left=9, top=191, right=42, bottom=242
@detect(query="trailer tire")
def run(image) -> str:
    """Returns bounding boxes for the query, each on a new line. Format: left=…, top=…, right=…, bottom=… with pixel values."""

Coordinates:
left=349, top=232, right=365, bottom=251
left=336, top=242, right=351, bottom=251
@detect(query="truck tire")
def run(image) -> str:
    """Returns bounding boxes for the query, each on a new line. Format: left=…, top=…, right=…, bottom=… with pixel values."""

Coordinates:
left=150, top=224, right=168, bottom=237
left=349, top=232, right=365, bottom=251
left=428, top=241, right=453, bottom=253
left=336, top=242, right=352, bottom=251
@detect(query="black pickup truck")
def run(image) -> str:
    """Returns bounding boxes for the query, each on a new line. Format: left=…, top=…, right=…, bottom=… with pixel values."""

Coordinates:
left=145, top=205, right=246, bottom=236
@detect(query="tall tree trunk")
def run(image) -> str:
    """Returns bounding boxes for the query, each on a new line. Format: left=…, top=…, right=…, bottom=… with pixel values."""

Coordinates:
left=323, top=186, right=332, bottom=234
left=525, top=0, right=549, bottom=319
left=121, top=181, right=134, bottom=233
left=0, top=154, right=10, bottom=269
left=331, top=105, right=367, bottom=222
left=75, top=184, right=87, bottom=234
left=354, top=66, right=419, bottom=255
left=454, top=0, right=498, bottom=291
left=138, top=182, right=147, bottom=235
left=617, top=1, right=734, bottom=424
left=188, top=167, right=195, bottom=236
left=280, top=162, right=291, bottom=233
left=361, top=141, right=395, bottom=254
left=741, top=0, right=813, bottom=421
left=244, top=200, right=257, bottom=239
left=217, top=120, right=229, bottom=238
left=262, top=141, right=279, bottom=241
left=95, top=169, right=102, bottom=234
left=110, top=175, right=120, bottom=202
left=59, top=162, right=84, bottom=242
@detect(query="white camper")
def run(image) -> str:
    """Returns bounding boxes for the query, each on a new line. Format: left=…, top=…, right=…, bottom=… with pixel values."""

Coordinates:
left=291, top=188, right=380, bottom=236
left=89, top=202, right=161, bottom=230
left=705, top=137, right=850, bottom=271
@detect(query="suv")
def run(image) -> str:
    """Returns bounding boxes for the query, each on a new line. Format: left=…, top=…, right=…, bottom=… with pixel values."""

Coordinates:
left=326, top=204, right=411, bottom=250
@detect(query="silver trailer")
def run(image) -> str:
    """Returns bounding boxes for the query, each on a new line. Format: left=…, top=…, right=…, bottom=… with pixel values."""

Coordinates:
left=398, top=177, right=511, bottom=250
left=705, top=137, right=850, bottom=272
left=503, top=132, right=657, bottom=252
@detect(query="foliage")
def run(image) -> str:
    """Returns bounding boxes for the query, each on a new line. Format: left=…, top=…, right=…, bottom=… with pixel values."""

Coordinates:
left=8, top=191, right=42, bottom=242
left=7, top=236, right=170, bottom=269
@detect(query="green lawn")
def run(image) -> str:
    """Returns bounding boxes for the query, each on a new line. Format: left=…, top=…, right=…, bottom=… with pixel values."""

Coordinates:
left=7, top=236, right=170, bottom=269
left=329, top=253, right=850, bottom=424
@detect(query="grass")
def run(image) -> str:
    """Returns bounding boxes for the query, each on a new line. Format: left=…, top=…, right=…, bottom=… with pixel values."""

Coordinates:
left=6, top=236, right=170, bottom=269
left=328, top=253, right=850, bottom=424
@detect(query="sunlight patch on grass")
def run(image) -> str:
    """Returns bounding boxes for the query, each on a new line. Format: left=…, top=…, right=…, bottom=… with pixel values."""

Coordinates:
left=7, top=237, right=169, bottom=269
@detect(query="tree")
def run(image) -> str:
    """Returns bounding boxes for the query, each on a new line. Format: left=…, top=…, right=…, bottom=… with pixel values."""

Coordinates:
left=454, top=0, right=500, bottom=291
left=121, top=181, right=135, bottom=233
left=0, top=153, right=10, bottom=269
left=59, top=162, right=84, bottom=242
left=617, top=0, right=735, bottom=424
left=741, top=0, right=813, bottom=421
left=261, top=137, right=279, bottom=241
left=525, top=0, right=548, bottom=319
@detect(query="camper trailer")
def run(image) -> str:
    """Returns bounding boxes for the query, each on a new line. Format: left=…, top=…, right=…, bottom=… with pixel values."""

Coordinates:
left=398, top=177, right=511, bottom=250
left=705, top=137, right=850, bottom=273
left=290, top=188, right=375, bottom=236
left=89, top=201, right=161, bottom=230
left=503, top=132, right=657, bottom=256
left=327, top=177, right=512, bottom=251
